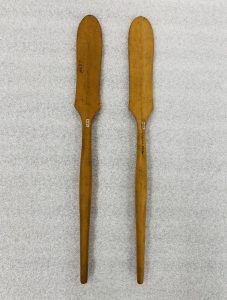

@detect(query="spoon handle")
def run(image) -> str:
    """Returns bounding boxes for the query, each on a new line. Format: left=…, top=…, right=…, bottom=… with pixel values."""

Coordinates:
left=79, top=120, right=92, bottom=284
left=135, top=121, right=147, bottom=284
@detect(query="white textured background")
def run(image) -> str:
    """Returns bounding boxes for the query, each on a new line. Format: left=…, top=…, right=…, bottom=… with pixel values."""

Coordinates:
left=0, top=0, right=226, bottom=299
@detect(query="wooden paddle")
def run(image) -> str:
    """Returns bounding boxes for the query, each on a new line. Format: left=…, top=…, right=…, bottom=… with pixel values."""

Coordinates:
left=75, top=15, right=102, bottom=284
left=128, top=16, right=154, bottom=284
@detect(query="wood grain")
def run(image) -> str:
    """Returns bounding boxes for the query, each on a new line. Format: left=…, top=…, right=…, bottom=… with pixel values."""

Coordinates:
left=128, top=16, right=154, bottom=284
left=75, top=15, right=102, bottom=284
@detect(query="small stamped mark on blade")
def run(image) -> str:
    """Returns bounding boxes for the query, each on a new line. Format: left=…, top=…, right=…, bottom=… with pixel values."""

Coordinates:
left=141, top=122, right=146, bottom=130
left=141, top=122, right=146, bottom=155
left=85, top=119, right=90, bottom=128
left=78, top=62, right=84, bottom=73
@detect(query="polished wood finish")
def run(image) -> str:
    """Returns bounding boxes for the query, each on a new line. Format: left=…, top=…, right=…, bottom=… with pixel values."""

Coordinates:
left=75, top=15, right=102, bottom=284
left=128, top=16, right=154, bottom=284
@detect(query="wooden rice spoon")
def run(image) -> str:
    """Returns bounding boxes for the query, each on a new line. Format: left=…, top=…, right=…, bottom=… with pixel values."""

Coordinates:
left=128, top=16, right=154, bottom=284
left=75, top=15, right=102, bottom=284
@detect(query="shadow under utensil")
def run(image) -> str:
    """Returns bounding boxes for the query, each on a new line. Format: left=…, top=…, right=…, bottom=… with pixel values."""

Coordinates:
left=89, top=116, right=99, bottom=278
left=127, top=113, right=137, bottom=278
left=73, top=111, right=82, bottom=283
left=145, top=117, right=154, bottom=279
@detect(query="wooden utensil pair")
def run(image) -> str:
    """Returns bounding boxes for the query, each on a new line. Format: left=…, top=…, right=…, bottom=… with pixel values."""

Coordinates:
left=75, top=15, right=154, bottom=284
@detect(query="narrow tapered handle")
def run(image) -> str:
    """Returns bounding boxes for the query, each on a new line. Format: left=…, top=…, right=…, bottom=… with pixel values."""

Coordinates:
left=135, top=121, right=147, bottom=284
left=79, top=121, right=92, bottom=284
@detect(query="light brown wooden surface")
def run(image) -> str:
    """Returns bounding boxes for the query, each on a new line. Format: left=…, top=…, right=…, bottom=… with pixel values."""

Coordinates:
left=128, top=16, right=154, bottom=284
left=75, top=15, right=102, bottom=284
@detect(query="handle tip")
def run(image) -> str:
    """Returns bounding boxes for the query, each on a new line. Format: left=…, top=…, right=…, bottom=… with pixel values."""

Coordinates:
left=137, top=276, right=144, bottom=284
left=137, top=279, right=144, bottom=284
left=137, top=267, right=144, bottom=284
left=80, top=274, right=88, bottom=284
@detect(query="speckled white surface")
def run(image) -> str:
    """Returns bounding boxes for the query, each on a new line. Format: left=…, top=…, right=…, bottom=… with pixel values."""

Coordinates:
left=0, top=0, right=226, bottom=299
